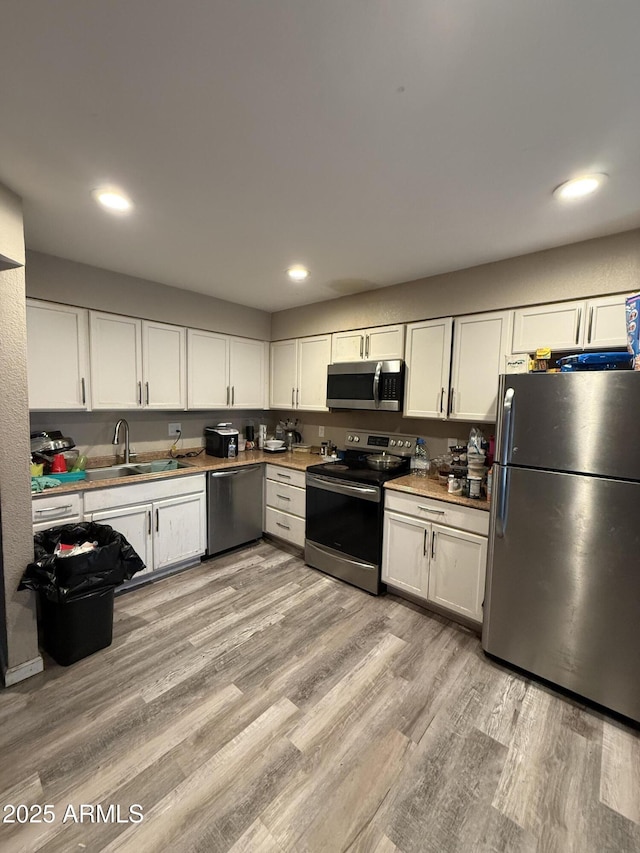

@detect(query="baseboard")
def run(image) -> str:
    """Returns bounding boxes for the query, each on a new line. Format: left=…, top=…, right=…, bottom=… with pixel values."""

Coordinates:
left=3, top=655, right=44, bottom=687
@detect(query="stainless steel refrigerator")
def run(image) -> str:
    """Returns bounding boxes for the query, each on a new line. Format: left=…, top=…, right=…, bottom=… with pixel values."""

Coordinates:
left=483, top=371, right=640, bottom=723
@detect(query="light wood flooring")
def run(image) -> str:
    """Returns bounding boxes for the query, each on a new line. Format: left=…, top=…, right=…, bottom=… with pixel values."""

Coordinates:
left=1, top=540, right=639, bottom=853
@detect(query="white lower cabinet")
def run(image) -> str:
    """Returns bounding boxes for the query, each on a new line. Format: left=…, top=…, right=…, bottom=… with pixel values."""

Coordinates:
left=84, top=474, right=206, bottom=576
left=382, top=491, right=489, bottom=624
left=263, top=464, right=306, bottom=548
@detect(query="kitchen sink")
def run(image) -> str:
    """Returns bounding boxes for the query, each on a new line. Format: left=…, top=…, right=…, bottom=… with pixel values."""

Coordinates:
left=85, top=459, right=191, bottom=482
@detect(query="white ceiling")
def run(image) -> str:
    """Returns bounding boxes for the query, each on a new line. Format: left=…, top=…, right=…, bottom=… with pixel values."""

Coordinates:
left=1, top=1, right=639, bottom=312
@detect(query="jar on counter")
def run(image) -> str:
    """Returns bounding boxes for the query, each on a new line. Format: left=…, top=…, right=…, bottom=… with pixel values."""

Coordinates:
left=468, top=475, right=482, bottom=498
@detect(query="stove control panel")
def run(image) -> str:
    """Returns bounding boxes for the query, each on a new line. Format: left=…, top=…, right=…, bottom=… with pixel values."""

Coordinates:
left=344, top=430, right=417, bottom=457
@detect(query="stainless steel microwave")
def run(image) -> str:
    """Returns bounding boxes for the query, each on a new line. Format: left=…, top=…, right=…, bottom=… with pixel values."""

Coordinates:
left=326, top=360, right=405, bottom=411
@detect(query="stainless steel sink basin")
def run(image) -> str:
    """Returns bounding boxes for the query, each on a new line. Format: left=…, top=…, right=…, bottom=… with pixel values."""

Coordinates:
left=85, top=459, right=191, bottom=482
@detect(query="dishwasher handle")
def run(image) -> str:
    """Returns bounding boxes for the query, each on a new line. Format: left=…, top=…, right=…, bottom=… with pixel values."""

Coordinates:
left=209, top=465, right=262, bottom=479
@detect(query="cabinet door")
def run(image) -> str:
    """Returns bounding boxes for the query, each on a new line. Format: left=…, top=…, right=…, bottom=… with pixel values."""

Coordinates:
left=270, top=339, right=298, bottom=408
left=450, top=311, right=511, bottom=422
left=297, top=335, right=331, bottom=411
left=142, top=321, right=186, bottom=410
left=428, top=524, right=487, bottom=622
left=511, top=301, right=585, bottom=353
left=89, top=504, right=153, bottom=576
left=331, top=330, right=365, bottom=362
left=90, top=312, right=143, bottom=409
left=404, top=318, right=452, bottom=419
left=187, top=328, right=230, bottom=408
left=153, top=492, right=206, bottom=570
left=584, top=295, right=628, bottom=349
left=26, top=300, right=90, bottom=410
left=382, top=511, right=430, bottom=598
left=365, top=324, right=405, bottom=361
left=229, top=337, right=266, bottom=408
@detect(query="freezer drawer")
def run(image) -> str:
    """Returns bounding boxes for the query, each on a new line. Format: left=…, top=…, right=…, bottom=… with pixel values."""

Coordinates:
left=484, top=465, right=640, bottom=722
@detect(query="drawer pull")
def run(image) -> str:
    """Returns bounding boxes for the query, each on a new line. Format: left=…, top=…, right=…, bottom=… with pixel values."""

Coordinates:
left=417, top=505, right=445, bottom=515
left=276, top=494, right=291, bottom=501
left=276, top=521, right=290, bottom=530
left=35, top=504, right=73, bottom=516
left=276, top=473, right=292, bottom=479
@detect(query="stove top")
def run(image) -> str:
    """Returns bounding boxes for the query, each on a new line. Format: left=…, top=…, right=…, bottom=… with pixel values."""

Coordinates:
left=307, top=430, right=416, bottom=486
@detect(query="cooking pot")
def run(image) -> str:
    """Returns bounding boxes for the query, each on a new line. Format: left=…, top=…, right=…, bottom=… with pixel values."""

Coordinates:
left=30, top=431, right=75, bottom=454
left=366, top=453, right=403, bottom=471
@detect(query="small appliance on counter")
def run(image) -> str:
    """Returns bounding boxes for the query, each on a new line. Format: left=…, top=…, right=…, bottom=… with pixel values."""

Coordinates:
left=205, top=423, right=239, bottom=458
left=30, top=431, right=77, bottom=473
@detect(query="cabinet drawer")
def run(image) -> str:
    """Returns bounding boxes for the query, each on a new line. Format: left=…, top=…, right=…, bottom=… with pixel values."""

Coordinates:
left=32, top=492, right=82, bottom=525
left=265, top=479, right=306, bottom=518
left=265, top=464, right=306, bottom=490
left=264, top=506, right=305, bottom=547
left=385, top=491, right=489, bottom=536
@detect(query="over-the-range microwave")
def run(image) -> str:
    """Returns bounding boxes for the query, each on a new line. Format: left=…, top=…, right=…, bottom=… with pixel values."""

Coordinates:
left=326, top=360, right=405, bottom=411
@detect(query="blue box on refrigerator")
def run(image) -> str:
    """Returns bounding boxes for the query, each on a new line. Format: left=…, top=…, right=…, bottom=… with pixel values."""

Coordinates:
left=626, top=292, right=640, bottom=370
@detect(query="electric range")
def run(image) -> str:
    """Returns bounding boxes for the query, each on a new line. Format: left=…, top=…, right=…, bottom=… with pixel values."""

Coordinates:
left=305, top=431, right=416, bottom=594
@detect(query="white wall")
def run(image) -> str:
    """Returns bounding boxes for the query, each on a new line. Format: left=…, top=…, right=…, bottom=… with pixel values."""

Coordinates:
left=0, top=184, right=41, bottom=682
left=271, top=228, right=640, bottom=340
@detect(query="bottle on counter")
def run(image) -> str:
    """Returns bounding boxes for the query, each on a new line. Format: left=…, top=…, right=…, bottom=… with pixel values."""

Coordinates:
left=412, top=438, right=429, bottom=477
left=227, top=436, right=237, bottom=458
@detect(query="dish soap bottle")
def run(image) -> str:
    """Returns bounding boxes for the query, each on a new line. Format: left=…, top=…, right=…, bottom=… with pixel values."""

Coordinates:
left=412, top=438, right=429, bottom=477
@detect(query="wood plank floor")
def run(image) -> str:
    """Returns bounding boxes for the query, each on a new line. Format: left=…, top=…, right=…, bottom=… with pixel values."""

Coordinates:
left=1, top=540, right=639, bottom=853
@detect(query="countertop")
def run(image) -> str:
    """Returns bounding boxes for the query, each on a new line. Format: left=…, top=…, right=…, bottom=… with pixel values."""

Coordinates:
left=32, top=452, right=491, bottom=512
left=31, top=450, right=321, bottom=498
left=385, top=474, right=491, bottom=512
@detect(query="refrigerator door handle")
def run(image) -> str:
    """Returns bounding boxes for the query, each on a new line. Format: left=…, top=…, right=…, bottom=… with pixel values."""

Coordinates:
left=500, top=387, right=515, bottom=465
left=495, top=465, right=510, bottom=538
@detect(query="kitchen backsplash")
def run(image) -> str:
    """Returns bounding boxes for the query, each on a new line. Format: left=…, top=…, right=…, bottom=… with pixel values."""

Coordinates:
left=31, top=408, right=494, bottom=459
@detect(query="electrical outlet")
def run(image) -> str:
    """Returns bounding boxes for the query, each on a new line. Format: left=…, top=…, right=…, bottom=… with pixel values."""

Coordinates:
left=318, top=426, right=325, bottom=437
left=448, top=437, right=462, bottom=448
left=168, top=422, right=182, bottom=437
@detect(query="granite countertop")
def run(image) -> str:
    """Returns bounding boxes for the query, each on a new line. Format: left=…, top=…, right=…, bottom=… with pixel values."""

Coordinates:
left=385, top=474, right=491, bottom=512
left=31, top=449, right=321, bottom=497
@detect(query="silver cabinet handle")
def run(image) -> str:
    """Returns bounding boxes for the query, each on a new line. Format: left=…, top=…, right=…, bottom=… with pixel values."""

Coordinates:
left=226, top=386, right=230, bottom=406
left=148, top=510, right=151, bottom=535
left=277, top=472, right=292, bottom=479
left=431, top=530, right=436, bottom=559
left=440, top=387, right=445, bottom=414
left=291, top=387, right=295, bottom=407
left=365, top=335, right=370, bottom=359
left=448, top=387, right=455, bottom=415
left=359, top=336, right=364, bottom=358
left=276, top=521, right=290, bottom=530
left=34, top=504, right=73, bottom=516
left=296, top=388, right=299, bottom=407
left=417, top=505, right=445, bottom=515
left=81, top=377, right=86, bottom=406
left=138, top=381, right=142, bottom=405
left=587, top=306, right=594, bottom=344
left=145, top=381, right=150, bottom=405
left=276, top=494, right=291, bottom=500
left=423, top=528, right=428, bottom=556
left=155, top=508, right=159, bottom=533
left=231, top=386, right=235, bottom=406
left=575, top=308, right=582, bottom=345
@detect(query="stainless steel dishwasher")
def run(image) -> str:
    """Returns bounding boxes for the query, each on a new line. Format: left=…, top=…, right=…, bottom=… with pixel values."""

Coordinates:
left=207, top=464, right=263, bottom=556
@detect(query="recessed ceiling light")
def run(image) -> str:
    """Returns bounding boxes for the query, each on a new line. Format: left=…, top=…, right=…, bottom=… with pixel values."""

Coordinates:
left=92, top=186, right=133, bottom=213
left=287, top=266, right=310, bottom=282
left=553, top=174, right=607, bottom=201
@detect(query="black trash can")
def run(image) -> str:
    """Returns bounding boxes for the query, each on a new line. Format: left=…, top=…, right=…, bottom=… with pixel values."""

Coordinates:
left=39, top=587, right=115, bottom=666
left=19, top=522, right=145, bottom=666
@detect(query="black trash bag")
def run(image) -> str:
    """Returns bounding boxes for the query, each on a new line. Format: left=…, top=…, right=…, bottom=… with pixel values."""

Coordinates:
left=18, top=522, right=145, bottom=602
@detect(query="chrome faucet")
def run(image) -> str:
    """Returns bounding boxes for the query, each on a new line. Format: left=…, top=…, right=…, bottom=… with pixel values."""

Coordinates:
left=112, top=418, right=131, bottom=464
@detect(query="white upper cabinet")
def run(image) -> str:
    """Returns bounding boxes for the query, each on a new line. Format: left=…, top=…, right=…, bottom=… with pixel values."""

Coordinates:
left=26, top=299, right=90, bottom=411
left=229, top=337, right=267, bottom=408
left=404, top=318, right=453, bottom=419
left=511, top=301, right=584, bottom=354
left=583, top=294, right=628, bottom=349
left=511, top=295, right=628, bottom=353
left=187, top=329, right=230, bottom=408
left=90, top=312, right=143, bottom=410
left=450, top=311, right=511, bottom=422
left=142, top=320, right=186, bottom=410
left=331, top=324, right=404, bottom=363
left=270, top=335, right=331, bottom=411
left=90, top=312, right=185, bottom=410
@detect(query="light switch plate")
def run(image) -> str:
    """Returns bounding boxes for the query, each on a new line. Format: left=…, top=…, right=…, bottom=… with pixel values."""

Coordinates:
left=318, top=426, right=325, bottom=437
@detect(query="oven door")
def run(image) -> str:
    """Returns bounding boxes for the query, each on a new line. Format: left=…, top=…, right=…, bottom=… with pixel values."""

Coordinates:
left=305, top=473, right=382, bottom=566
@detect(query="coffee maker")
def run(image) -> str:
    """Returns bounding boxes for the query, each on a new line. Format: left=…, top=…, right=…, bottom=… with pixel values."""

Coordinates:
left=205, top=424, right=239, bottom=458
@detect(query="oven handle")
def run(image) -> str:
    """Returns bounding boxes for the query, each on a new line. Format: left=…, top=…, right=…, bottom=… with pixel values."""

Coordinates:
left=306, top=473, right=381, bottom=503
left=372, top=361, right=382, bottom=409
